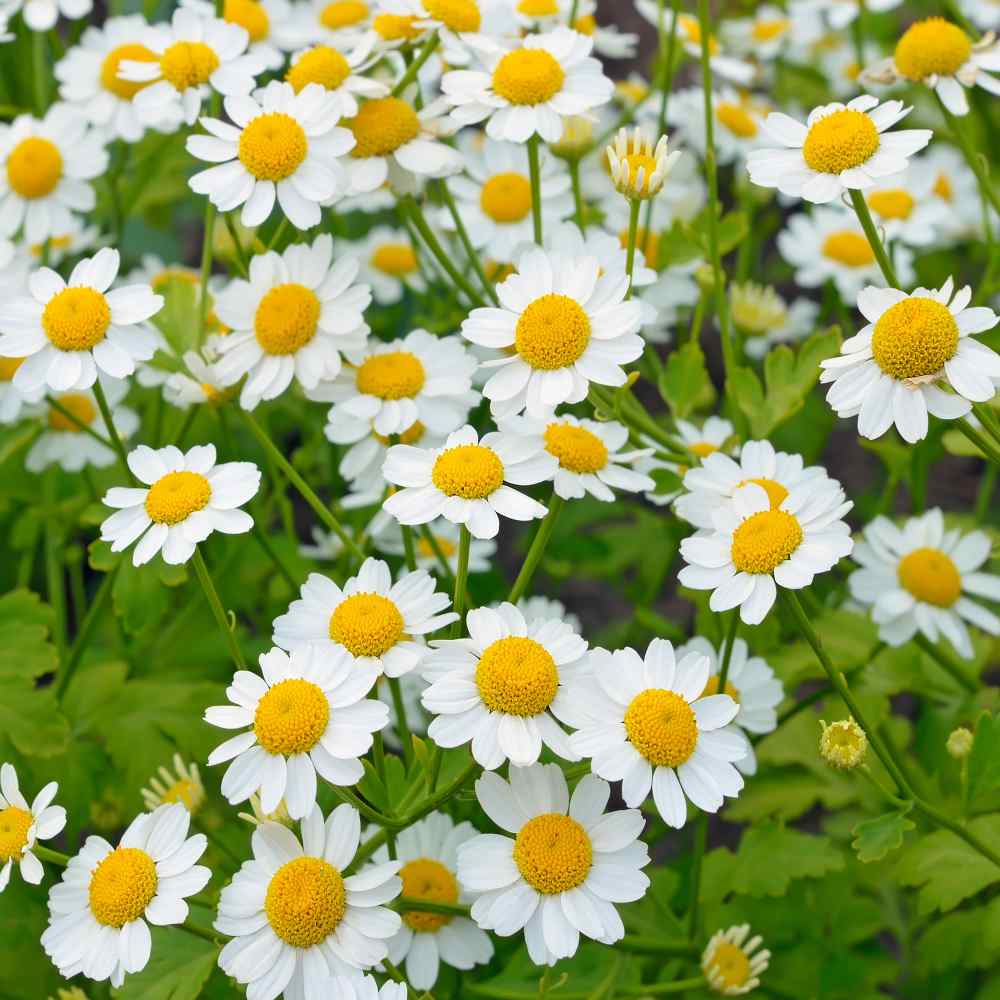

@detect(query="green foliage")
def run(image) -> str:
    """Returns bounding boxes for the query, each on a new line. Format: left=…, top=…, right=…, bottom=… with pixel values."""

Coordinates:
left=852, top=810, right=915, bottom=863
left=967, top=712, right=1000, bottom=810
left=112, top=927, right=218, bottom=1000
left=658, top=342, right=714, bottom=419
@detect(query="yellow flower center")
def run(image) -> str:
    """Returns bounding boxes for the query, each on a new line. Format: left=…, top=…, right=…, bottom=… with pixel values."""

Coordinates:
left=616, top=80, right=648, bottom=105
left=688, top=441, right=718, bottom=459
left=0, top=357, right=24, bottom=381
left=517, top=0, right=557, bottom=14
left=286, top=46, right=352, bottom=92
left=701, top=675, right=739, bottom=701
left=373, top=419, right=425, bottom=446
left=425, top=0, right=480, bottom=32
left=254, top=283, right=320, bottom=355
left=160, top=41, right=220, bottom=92
left=871, top=297, right=959, bottom=380
left=821, top=231, right=875, bottom=267
left=41, top=287, right=110, bottom=351
left=802, top=109, right=880, bottom=174
left=417, top=534, right=455, bottom=559
left=347, top=97, right=421, bottom=158
left=151, top=267, right=200, bottom=292
left=624, top=688, right=698, bottom=767
left=48, top=393, right=97, bottom=432
left=574, top=13, right=596, bottom=34
left=160, top=778, right=203, bottom=811
left=372, top=242, right=419, bottom=275
left=514, top=294, right=591, bottom=370
left=705, top=940, right=752, bottom=990
left=100, top=43, right=158, bottom=99
left=265, top=856, right=346, bottom=947
left=400, top=858, right=460, bottom=932
left=6, top=137, right=63, bottom=200
left=475, top=635, right=559, bottom=716
left=820, top=718, right=867, bottom=769
left=898, top=546, right=962, bottom=607
left=492, top=49, right=565, bottom=106
left=933, top=172, right=953, bottom=201
left=373, top=13, right=420, bottom=39
left=225, top=0, right=270, bottom=41
left=735, top=476, right=789, bottom=509
left=238, top=113, right=308, bottom=182
left=431, top=444, right=505, bottom=499
left=328, top=592, right=405, bottom=657
left=88, top=848, right=158, bottom=927
left=254, top=678, right=330, bottom=754
left=895, top=17, right=971, bottom=80
left=620, top=152, right=660, bottom=194
left=480, top=172, right=533, bottom=223
left=731, top=509, right=803, bottom=574
left=320, top=0, right=368, bottom=29
left=618, top=226, right=660, bottom=266
left=679, top=15, right=719, bottom=55
left=716, top=101, right=758, bottom=138
left=731, top=289, right=787, bottom=335
left=513, top=814, right=592, bottom=894
left=355, top=351, right=426, bottom=400
left=0, top=806, right=32, bottom=862
left=752, top=17, right=789, bottom=41
left=544, top=423, right=608, bottom=474
left=867, top=189, right=915, bottom=221
left=145, top=471, right=213, bottom=525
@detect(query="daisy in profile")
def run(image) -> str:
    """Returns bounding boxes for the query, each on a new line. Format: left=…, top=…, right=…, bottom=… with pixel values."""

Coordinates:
left=272, top=557, right=458, bottom=677
left=859, top=173, right=952, bottom=247
left=212, top=234, right=371, bottom=410
left=636, top=415, right=736, bottom=507
left=205, top=645, right=389, bottom=817
left=849, top=508, right=1000, bottom=659
left=702, top=924, right=771, bottom=996
left=461, top=246, right=643, bottom=418
left=100, top=443, right=261, bottom=566
left=729, top=283, right=820, bottom=360
left=421, top=602, right=586, bottom=768
left=459, top=764, right=650, bottom=965
left=679, top=479, right=854, bottom=625
left=285, top=36, right=387, bottom=116
left=820, top=280, right=1000, bottom=443
left=0, top=248, right=162, bottom=393
left=352, top=226, right=425, bottom=304
left=140, top=754, right=205, bottom=814
left=163, top=350, right=231, bottom=409
left=0, top=105, right=108, bottom=244
left=747, top=95, right=932, bottom=204
left=215, top=804, right=402, bottom=990
left=376, top=518, right=497, bottom=575
left=42, top=803, right=210, bottom=987
left=0, top=763, right=65, bottom=893
left=668, top=86, right=767, bottom=165
left=383, top=424, right=555, bottom=539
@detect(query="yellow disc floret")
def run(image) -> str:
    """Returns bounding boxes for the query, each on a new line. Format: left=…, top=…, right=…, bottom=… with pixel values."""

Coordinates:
left=701, top=675, right=739, bottom=701
left=752, top=17, right=789, bottom=42
left=347, top=97, right=421, bottom=157
left=867, top=189, right=915, bottom=220
left=821, top=231, right=875, bottom=267
left=160, top=41, right=220, bottom=92
left=514, top=814, right=592, bottom=894
left=48, top=393, right=97, bottom=432
left=730, top=509, right=803, bottom=574
left=475, top=636, right=559, bottom=716
left=431, top=444, right=504, bottom=499
left=871, top=297, right=958, bottom=380
left=254, top=678, right=330, bottom=754
left=0, top=806, right=32, bottom=862
left=320, top=0, right=368, bottom=29
left=716, top=102, right=758, bottom=138
left=265, top=856, right=346, bottom=947
left=238, top=113, right=308, bottom=181
left=225, top=0, right=270, bottom=41
left=145, top=471, right=212, bottom=525
left=480, top=172, right=533, bottom=223
left=802, top=109, right=880, bottom=174
left=678, top=15, right=719, bottom=54
left=328, top=592, right=405, bottom=657
left=373, top=13, right=420, bottom=39
left=735, top=477, right=789, bottom=509
left=425, top=0, right=480, bottom=32
left=819, top=717, right=867, bottom=770
left=7, top=137, right=63, bottom=200
left=897, top=546, right=962, bottom=607
left=515, top=294, right=591, bottom=370
left=399, top=858, right=460, bottom=932
left=544, top=423, right=608, bottom=474
left=624, top=689, right=698, bottom=768
left=372, top=242, right=418, bottom=275
left=254, top=283, right=321, bottom=355
left=933, top=172, right=953, bottom=202
left=374, top=420, right=425, bottom=446
left=356, top=351, right=426, bottom=400
left=704, top=940, right=752, bottom=991
left=894, top=17, right=971, bottom=80
left=688, top=441, right=718, bottom=459
left=492, top=49, right=565, bottom=105
left=0, top=357, right=24, bottom=381
left=286, top=46, right=352, bottom=92
left=89, top=848, right=158, bottom=927
left=100, top=43, right=158, bottom=100
left=517, top=0, right=557, bottom=14
left=42, top=288, right=110, bottom=351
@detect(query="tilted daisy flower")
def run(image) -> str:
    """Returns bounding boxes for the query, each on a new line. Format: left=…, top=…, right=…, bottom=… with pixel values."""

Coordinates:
left=567, top=640, right=743, bottom=829
left=678, top=479, right=854, bottom=625
left=383, top=424, right=555, bottom=539
left=205, top=645, right=389, bottom=818
left=42, top=803, right=210, bottom=987
left=856, top=173, right=952, bottom=248
left=163, top=349, right=232, bottom=409
left=730, top=283, right=820, bottom=360
left=212, top=234, right=371, bottom=410
left=140, top=754, right=206, bottom=815
left=181, top=0, right=299, bottom=71
left=819, top=280, right=1000, bottom=443
left=378, top=0, right=516, bottom=59
left=4, top=0, right=90, bottom=30
left=0, top=763, right=65, bottom=893
left=272, top=557, right=458, bottom=677
left=421, top=602, right=586, bottom=768
left=667, top=86, right=767, bottom=166
left=26, top=218, right=101, bottom=269
left=215, top=805, right=402, bottom=993
left=459, top=764, right=650, bottom=965
left=848, top=508, right=1000, bottom=659
left=375, top=518, right=497, bottom=575
left=606, top=126, right=682, bottom=201
left=723, top=4, right=796, bottom=61
left=461, top=247, right=643, bottom=418
left=0, top=105, right=108, bottom=244
left=352, top=226, right=425, bottom=304
left=0, top=248, right=162, bottom=393
left=746, top=95, right=932, bottom=204
left=788, top=0, right=901, bottom=33
left=636, top=415, right=736, bottom=507
left=100, top=443, right=261, bottom=566
left=702, top=924, right=771, bottom=997
left=285, top=36, right=388, bottom=116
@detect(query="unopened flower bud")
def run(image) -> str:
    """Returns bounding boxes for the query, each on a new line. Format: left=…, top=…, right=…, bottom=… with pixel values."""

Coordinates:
left=947, top=726, right=974, bottom=759
left=606, top=126, right=681, bottom=200
left=820, top=717, right=867, bottom=770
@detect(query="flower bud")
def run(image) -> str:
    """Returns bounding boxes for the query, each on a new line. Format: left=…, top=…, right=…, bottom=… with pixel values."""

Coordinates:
left=947, top=726, right=974, bottom=759
left=820, top=717, right=867, bottom=770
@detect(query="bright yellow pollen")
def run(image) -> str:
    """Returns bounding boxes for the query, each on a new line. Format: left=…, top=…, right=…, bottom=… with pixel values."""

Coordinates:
left=933, top=172, right=954, bottom=201
left=225, top=0, right=270, bottom=41
left=624, top=688, right=698, bottom=767
left=515, top=294, right=591, bottom=370
left=574, top=13, right=596, bottom=33
left=254, top=678, right=330, bottom=754
left=821, top=231, right=875, bottom=267
left=347, top=97, right=420, bottom=157
left=0, top=357, right=24, bottom=381
left=701, top=675, right=739, bottom=701
left=265, top=856, right=346, bottom=947
left=802, top=109, right=880, bottom=174
left=689, top=441, right=718, bottom=459
left=6, top=137, right=63, bottom=200
left=320, top=0, right=368, bottom=29
left=517, top=0, right=557, bottom=14
left=145, top=471, right=212, bottom=525
left=48, top=393, right=97, bottom=432
left=867, top=189, right=915, bottom=220
left=752, top=17, right=789, bottom=41
left=679, top=15, right=719, bottom=55
left=618, top=226, right=660, bottom=266
left=492, top=49, right=565, bottom=106
left=356, top=351, right=426, bottom=399
left=400, top=858, right=460, bottom=932
left=373, top=13, right=420, bottom=39
left=0, top=806, right=32, bottom=862
left=480, top=172, right=533, bottom=223
left=475, top=636, right=559, bottom=716
left=544, top=423, right=608, bottom=474
left=871, top=297, right=958, bottom=380
left=372, top=242, right=418, bottom=275
left=254, top=283, right=320, bottom=355
left=716, top=102, right=758, bottom=138
left=705, top=940, right=752, bottom=990
left=820, top=717, right=867, bottom=769
left=160, top=41, right=220, bottom=92
left=898, top=547, right=962, bottom=607
left=100, top=43, right=157, bottom=99
left=89, top=848, right=158, bottom=927
left=895, top=17, right=971, bottom=80
left=621, top=152, right=660, bottom=194
left=42, top=288, right=110, bottom=351
left=425, top=0, right=480, bottom=32
left=286, top=46, right=351, bottom=92
left=417, top=534, right=455, bottom=559
left=432, top=444, right=504, bottom=499
left=373, top=420, right=425, bottom=446
left=514, top=814, right=592, bottom=894
left=238, top=113, right=308, bottom=182
left=329, top=593, right=405, bottom=657
left=736, top=476, right=789, bottom=509
left=160, top=778, right=202, bottom=810
left=731, top=509, right=803, bottom=574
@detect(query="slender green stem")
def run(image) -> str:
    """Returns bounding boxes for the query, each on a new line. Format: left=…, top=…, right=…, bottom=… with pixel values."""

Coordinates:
left=372, top=730, right=387, bottom=786
left=192, top=548, right=246, bottom=671
left=507, top=494, right=563, bottom=604
left=388, top=677, right=414, bottom=766
left=396, top=897, right=470, bottom=917
left=568, top=158, right=586, bottom=228
left=937, top=96, right=1000, bottom=218
left=32, top=32, right=47, bottom=115
left=43, top=471, right=66, bottom=662
left=975, top=464, right=998, bottom=521
left=250, top=524, right=297, bottom=590
left=618, top=979, right=707, bottom=996
left=957, top=417, right=1000, bottom=467
left=686, top=814, right=707, bottom=941
left=400, top=525, right=418, bottom=571
left=180, top=920, right=219, bottom=945
left=624, top=198, right=642, bottom=300
left=223, top=213, right=249, bottom=278
left=716, top=609, right=740, bottom=691
left=57, top=563, right=120, bottom=699
left=848, top=188, right=899, bottom=287
left=418, top=524, right=454, bottom=585
left=330, top=784, right=396, bottom=827
left=197, top=133, right=219, bottom=347
left=392, top=32, right=439, bottom=96
left=913, top=633, right=977, bottom=692
left=92, top=379, right=134, bottom=483
left=438, top=179, right=499, bottom=303
left=527, top=134, right=543, bottom=245
left=45, top=396, right=110, bottom=449
left=973, top=402, right=1000, bottom=448
left=450, top=525, right=471, bottom=638
left=687, top=290, right=706, bottom=345
left=266, top=217, right=289, bottom=252
left=34, top=845, right=70, bottom=866
left=654, top=0, right=681, bottom=140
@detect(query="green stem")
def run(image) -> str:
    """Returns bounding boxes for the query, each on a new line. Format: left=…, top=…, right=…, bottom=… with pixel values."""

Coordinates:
left=716, top=609, right=740, bottom=691
left=388, top=676, right=414, bottom=766
left=937, top=95, right=1000, bottom=218
left=92, top=379, right=134, bottom=483
left=250, top=524, right=297, bottom=590
left=396, top=897, right=469, bottom=917
left=957, top=417, right=1000, bottom=467
left=848, top=188, right=899, bottom=287
left=56, top=563, right=120, bottom=699
left=418, top=524, right=454, bottom=585
left=527, top=134, right=543, bottom=245
left=34, top=845, right=70, bottom=866
left=223, top=213, right=249, bottom=278
left=438, top=179, right=499, bottom=303
left=654, top=0, right=681, bottom=140
left=913, top=632, right=977, bottom=692
left=192, top=548, right=246, bottom=671
left=32, top=31, right=47, bottom=115
left=43, top=471, right=66, bottom=662
left=975, top=464, right=998, bottom=521
left=618, top=979, right=706, bottom=996
left=180, top=920, right=219, bottom=945
left=391, top=32, right=439, bottom=96
left=44, top=396, right=113, bottom=449
left=400, top=525, right=418, bottom=571
left=569, top=158, right=586, bottom=228
left=266, top=217, right=288, bottom=252
left=507, top=494, right=563, bottom=604
left=450, top=525, right=471, bottom=638
left=197, top=153, right=218, bottom=348
left=624, top=198, right=641, bottom=300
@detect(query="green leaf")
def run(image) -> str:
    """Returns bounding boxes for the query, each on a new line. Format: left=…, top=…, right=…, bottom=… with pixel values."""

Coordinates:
left=650, top=467, right=683, bottom=496
left=967, top=711, right=1000, bottom=808
left=151, top=277, right=200, bottom=357
left=112, top=926, right=218, bottom=1000
left=852, top=810, right=915, bottom=863
left=658, top=341, right=713, bottom=420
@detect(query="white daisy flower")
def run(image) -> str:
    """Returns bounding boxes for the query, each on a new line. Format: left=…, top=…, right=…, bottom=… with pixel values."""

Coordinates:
left=5, top=0, right=91, bottom=31
left=668, top=86, right=767, bottom=166
left=287, top=0, right=374, bottom=51
left=514, top=594, right=581, bottom=632
left=351, top=226, right=425, bottom=304
left=181, top=0, right=299, bottom=71
left=678, top=479, right=854, bottom=625
left=0, top=356, right=41, bottom=424
left=382, top=424, right=555, bottom=539
left=849, top=508, right=1000, bottom=659
left=100, top=443, right=261, bottom=566
left=547, top=220, right=657, bottom=291
left=510, top=0, right=570, bottom=30
left=42, top=803, right=210, bottom=987
left=723, top=4, right=795, bottom=61
left=0, top=763, right=65, bottom=893
left=421, top=602, right=586, bottom=768
left=702, top=924, right=771, bottom=996
left=458, top=764, right=650, bottom=965
left=140, top=754, right=206, bottom=814
left=820, top=280, right=1000, bottom=443
left=285, top=35, right=388, bottom=115
left=788, top=0, right=901, bottom=33
left=636, top=415, right=736, bottom=507
left=0, top=248, right=162, bottom=393
left=273, top=557, right=458, bottom=677
left=747, top=95, right=933, bottom=204
left=319, top=975, right=407, bottom=1000
left=0, top=105, right=108, bottom=244
left=215, top=804, right=402, bottom=992
left=810, top=31, right=878, bottom=97
left=27, top=218, right=101, bottom=268
left=212, top=233, right=371, bottom=410
left=962, top=0, right=1000, bottom=31
left=163, top=350, right=231, bottom=409
left=571, top=2, right=638, bottom=60
left=376, top=518, right=497, bottom=574
left=907, top=145, right=985, bottom=243
left=856, top=172, right=953, bottom=247
left=205, top=645, right=389, bottom=818
left=379, top=0, right=517, bottom=61
left=729, top=283, right=820, bottom=360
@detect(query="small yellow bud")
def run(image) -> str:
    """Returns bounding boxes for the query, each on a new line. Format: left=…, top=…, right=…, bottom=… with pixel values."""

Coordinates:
left=237, top=792, right=296, bottom=828
left=625, top=370, right=641, bottom=389
left=819, top=717, right=867, bottom=770
left=606, top=126, right=681, bottom=200
left=947, top=726, right=974, bottom=759
left=550, top=116, right=594, bottom=159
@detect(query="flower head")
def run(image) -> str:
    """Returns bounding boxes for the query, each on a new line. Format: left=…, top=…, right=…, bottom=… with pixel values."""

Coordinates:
left=0, top=762, right=65, bottom=893
left=947, top=726, right=974, bottom=759
left=819, top=717, right=867, bottom=769
left=702, top=924, right=771, bottom=995
left=140, top=755, right=206, bottom=814
left=606, top=127, right=681, bottom=200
